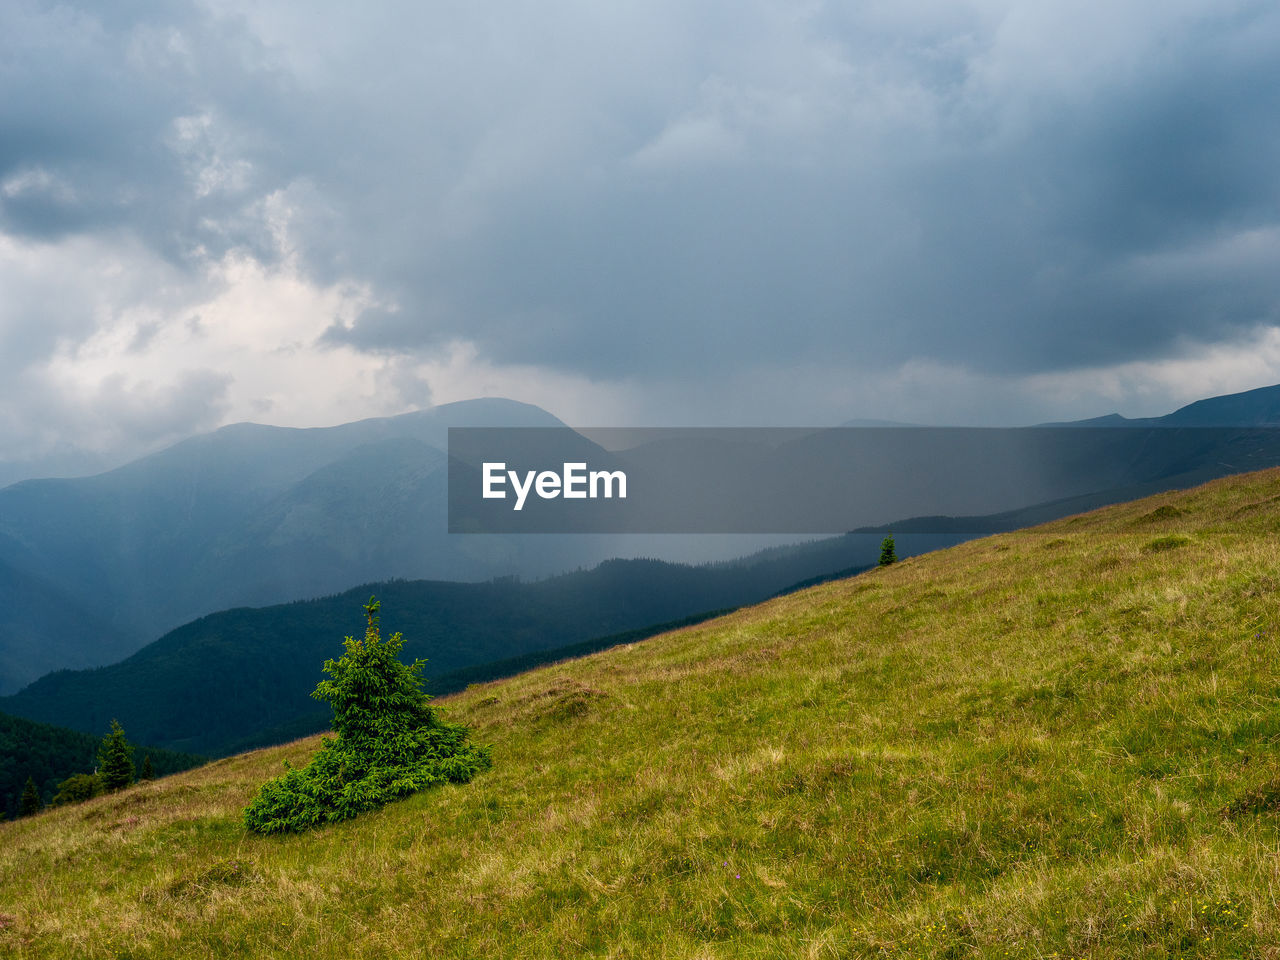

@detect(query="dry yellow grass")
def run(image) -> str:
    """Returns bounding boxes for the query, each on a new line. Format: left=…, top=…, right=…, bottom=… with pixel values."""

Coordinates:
left=5, top=468, right=1280, bottom=957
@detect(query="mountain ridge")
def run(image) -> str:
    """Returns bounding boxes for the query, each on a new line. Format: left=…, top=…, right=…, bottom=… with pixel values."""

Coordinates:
left=1036, top=382, right=1280, bottom=428
left=0, top=398, right=575, bottom=690
left=0, top=533, right=941, bottom=756
left=5, top=383, right=1280, bottom=692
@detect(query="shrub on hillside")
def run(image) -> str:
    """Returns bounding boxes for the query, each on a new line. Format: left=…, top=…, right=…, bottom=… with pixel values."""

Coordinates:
left=243, top=598, right=491, bottom=835
left=51, top=772, right=101, bottom=806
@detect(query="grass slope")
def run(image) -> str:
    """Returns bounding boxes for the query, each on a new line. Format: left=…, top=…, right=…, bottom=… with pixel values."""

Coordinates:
left=5, top=469, right=1280, bottom=957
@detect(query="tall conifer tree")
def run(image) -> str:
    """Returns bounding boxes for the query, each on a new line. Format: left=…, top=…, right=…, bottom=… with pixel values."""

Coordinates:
left=98, top=720, right=136, bottom=792
left=19, top=775, right=42, bottom=816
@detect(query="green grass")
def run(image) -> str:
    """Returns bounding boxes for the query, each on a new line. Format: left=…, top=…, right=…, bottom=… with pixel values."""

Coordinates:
left=7, top=468, right=1280, bottom=957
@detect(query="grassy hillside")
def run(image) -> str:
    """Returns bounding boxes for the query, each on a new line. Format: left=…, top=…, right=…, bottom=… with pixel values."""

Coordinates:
left=5, top=469, right=1280, bottom=957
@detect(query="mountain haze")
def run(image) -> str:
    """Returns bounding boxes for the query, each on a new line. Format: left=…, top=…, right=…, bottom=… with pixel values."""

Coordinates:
left=0, top=398, right=574, bottom=690
left=6, top=383, right=1280, bottom=694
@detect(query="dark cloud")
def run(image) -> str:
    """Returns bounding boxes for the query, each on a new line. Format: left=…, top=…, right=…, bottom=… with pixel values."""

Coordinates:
left=284, top=0, right=1280, bottom=379
left=0, top=0, right=294, bottom=263
left=3, top=0, right=1280, bottom=441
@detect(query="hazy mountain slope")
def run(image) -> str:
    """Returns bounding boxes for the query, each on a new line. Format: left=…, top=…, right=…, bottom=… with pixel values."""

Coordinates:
left=1156, top=382, right=1280, bottom=426
left=0, top=399, right=567, bottom=690
left=0, top=448, right=112, bottom=489
left=851, top=445, right=1280, bottom=536
left=0, top=551, right=133, bottom=693
left=1039, top=382, right=1280, bottom=428
left=186, top=437, right=452, bottom=610
left=6, top=382, right=1280, bottom=693
left=4, top=469, right=1280, bottom=957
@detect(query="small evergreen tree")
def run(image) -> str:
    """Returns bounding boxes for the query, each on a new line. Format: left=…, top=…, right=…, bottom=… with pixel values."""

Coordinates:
left=879, top=534, right=897, bottom=567
left=19, top=775, right=42, bottom=817
left=98, top=720, right=136, bottom=792
left=244, top=598, right=491, bottom=834
left=141, top=754, right=155, bottom=780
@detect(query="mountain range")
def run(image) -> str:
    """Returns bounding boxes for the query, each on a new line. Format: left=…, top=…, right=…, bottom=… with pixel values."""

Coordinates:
left=4, top=382, right=1280, bottom=700
left=0, top=398, right=595, bottom=691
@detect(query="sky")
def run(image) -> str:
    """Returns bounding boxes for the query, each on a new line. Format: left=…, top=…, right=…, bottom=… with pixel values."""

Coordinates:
left=3, top=0, right=1280, bottom=468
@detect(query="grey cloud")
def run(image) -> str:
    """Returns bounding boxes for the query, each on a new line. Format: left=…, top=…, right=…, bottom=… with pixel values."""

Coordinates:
left=320, top=306, right=448, bottom=353
left=299, top=0, right=1280, bottom=379
left=0, top=0, right=294, bottom=263
left=4, top=0, right=1280, bottom=430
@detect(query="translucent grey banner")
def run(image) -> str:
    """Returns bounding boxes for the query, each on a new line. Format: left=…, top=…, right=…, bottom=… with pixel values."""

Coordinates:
left=448, top=426, right=1280, bottom=534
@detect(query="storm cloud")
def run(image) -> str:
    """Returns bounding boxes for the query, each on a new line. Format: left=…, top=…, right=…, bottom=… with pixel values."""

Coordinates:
left=3, top=0, right=1280, bottom=463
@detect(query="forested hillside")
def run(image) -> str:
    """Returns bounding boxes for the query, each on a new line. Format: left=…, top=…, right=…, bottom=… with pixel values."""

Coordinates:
left=0, top=711, right=202, bottom=819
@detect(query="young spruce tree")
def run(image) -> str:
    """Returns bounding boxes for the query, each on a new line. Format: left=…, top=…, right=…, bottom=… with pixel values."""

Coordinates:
left=879, top=534, right=897, bottom=567
left=98, top=719, right=135, bottom=792
left=244, top=598, right=491, bottom=834
left=19, top=775, right=42, bottom=817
